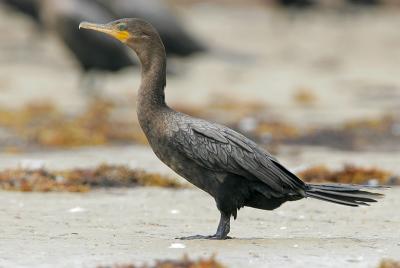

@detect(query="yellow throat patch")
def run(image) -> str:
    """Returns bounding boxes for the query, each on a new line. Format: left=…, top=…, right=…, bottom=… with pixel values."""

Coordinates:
left=112, top=31, right=130, bottom=42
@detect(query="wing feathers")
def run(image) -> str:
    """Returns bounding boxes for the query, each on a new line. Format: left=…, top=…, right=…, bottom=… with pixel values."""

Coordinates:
left=173, top=118, right=305, bottom=194
left=191, top=124, right=229, bottom=143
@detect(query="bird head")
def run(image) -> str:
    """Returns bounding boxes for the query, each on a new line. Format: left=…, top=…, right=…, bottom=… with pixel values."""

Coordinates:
left=79, top=18, right=164, bottom=57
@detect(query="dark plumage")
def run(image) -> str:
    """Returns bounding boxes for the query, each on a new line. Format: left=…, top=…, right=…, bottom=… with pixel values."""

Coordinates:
left=1, top=0, right=41, bottom=22
left=79, top=18, right=385, bottom=240
left=348, top=0, right=380, bottom=5
left=40, top=0, right=135, bottom=72
left=276, top=0, right=380, bottom=8
left=278, top=0, right=314, bottom=8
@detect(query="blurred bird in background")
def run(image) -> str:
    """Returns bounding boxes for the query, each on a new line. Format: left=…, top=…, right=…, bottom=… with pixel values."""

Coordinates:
left=0, top=0, right=388, bottom=95
left=1, top=0, right=205, bottom=95
left=277, top=0, right=380, bottom=8
left=2, top=0, right=41, bottom=23
left=39, top=0, right=136, bottom=94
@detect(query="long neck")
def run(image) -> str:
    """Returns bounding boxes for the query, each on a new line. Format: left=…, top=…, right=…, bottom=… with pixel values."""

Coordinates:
left=135, top=39, right=168, bottom=134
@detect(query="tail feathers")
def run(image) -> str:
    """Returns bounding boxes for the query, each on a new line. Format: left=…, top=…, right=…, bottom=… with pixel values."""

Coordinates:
left=306, top=183, right=385, bottom=207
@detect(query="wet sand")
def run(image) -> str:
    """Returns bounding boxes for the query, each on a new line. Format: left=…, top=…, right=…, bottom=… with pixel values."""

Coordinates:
left=0, top=187, right=399, bottom=268
left=0, top=145, right=399, bottom=268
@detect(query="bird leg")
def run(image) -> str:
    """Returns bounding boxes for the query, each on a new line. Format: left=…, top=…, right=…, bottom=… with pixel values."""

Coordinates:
left=214, top=211, right=231, bottom=239
left=178, top=212, right=231, bottom=240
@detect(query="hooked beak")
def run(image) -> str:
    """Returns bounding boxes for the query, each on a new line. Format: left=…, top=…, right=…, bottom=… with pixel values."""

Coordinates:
left=79, top=21, right=130, bottom=42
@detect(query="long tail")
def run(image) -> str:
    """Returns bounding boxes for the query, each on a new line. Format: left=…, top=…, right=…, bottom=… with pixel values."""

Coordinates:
left=305, top=183, right=385, bottom=207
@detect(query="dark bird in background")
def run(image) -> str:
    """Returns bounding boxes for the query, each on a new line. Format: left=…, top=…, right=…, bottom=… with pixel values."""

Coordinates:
left=1, top=0, right=41, bottom=22
left=39, top=0, right=136, bottom=95
left=40, top=0, right=135, bottom=72
left=278, top=0, right=314, bottom=8
left=276, top=0, right=380, bottom=7
left=2, top=0, right=204, bottom=76
left=79, top=18, right=385, bottom=240
left=348, top=0, right=380, bottom=5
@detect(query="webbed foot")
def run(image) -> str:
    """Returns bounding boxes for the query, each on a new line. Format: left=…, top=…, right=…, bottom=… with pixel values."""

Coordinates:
left=177, top=212, right=232, bottom=240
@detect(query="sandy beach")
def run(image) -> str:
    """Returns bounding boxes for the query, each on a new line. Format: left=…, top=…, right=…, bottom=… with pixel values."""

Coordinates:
left=0, top=2, right=399, bottom=267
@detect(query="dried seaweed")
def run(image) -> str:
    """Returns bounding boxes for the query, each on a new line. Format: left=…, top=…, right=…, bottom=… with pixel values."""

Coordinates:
left=298, top=165, right=398, bottom=185
left=290, top=115, right=400, bottom=151
left=0, top=164, right=182, bottom=192
left=378, top=259, right=400, bottom=268
left=0, top=98, right=399, bottom=152
left=98, top=255, right=225, bottom=268
left=0, top=99, right=147, bottom=149
left=233, top=118, right=300, bottom=154
left=236, top=114, right=400, bottom=152
left=293, top=88, right=318, bottom=107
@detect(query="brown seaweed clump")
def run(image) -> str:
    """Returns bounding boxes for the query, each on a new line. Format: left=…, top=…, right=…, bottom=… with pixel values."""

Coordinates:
left=378, top=259, right=400, bottom=268
left=2, top=99, right=398, bottom=152
left=0, top=99, right=147, bottom=149
left=98, top=256, right=225, bottom=268
left=298, top=165, right=397, bottom=185
left=240, top=114, right=400, bottom=152
left=253, top=120, right=300, bottom=142
left=293, top=88, right=318, bottom=107
left=0, top=164, right=182, bottom=192
left=231, top=118, right=300, bottom=154
left=289, top=115, right=400, bottom=151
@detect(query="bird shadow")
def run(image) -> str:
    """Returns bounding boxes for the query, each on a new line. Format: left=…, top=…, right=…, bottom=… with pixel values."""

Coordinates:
left=178, top=236, right=374, bottom=244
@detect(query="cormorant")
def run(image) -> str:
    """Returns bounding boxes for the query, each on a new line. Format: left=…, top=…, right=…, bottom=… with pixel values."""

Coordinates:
left=79, top=18, right=384, bottom=240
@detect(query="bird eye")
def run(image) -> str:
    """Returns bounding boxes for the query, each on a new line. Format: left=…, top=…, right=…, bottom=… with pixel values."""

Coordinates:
left=117, top=23, right=127, bottom=31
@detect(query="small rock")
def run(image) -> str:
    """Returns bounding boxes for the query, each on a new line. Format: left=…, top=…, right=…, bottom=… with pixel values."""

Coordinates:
left=169, top=243, right=186, bottom=249
left=19, top=159, right=45, bottom=170
left=388, top=176, right=400, bottom=186
left=55, top=175, right=65, bottom=183
left=391, top=123, right=400, bottom=136
left=347, top=256, right=364, bottom=263
left=170, top=209, right=180, bottom=214
left=367, top=179, right=379, bottom=186
left=68, top=207, right=86, bottom=213
left=238, top=117, right=257, bottom=132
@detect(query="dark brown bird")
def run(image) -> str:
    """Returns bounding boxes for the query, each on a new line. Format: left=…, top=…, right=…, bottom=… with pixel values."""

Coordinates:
left=79, top=18, right=384, bottom=240
left=40, top=0, right=136, bottom=72
left=1, top=0, right=41, bottom=23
